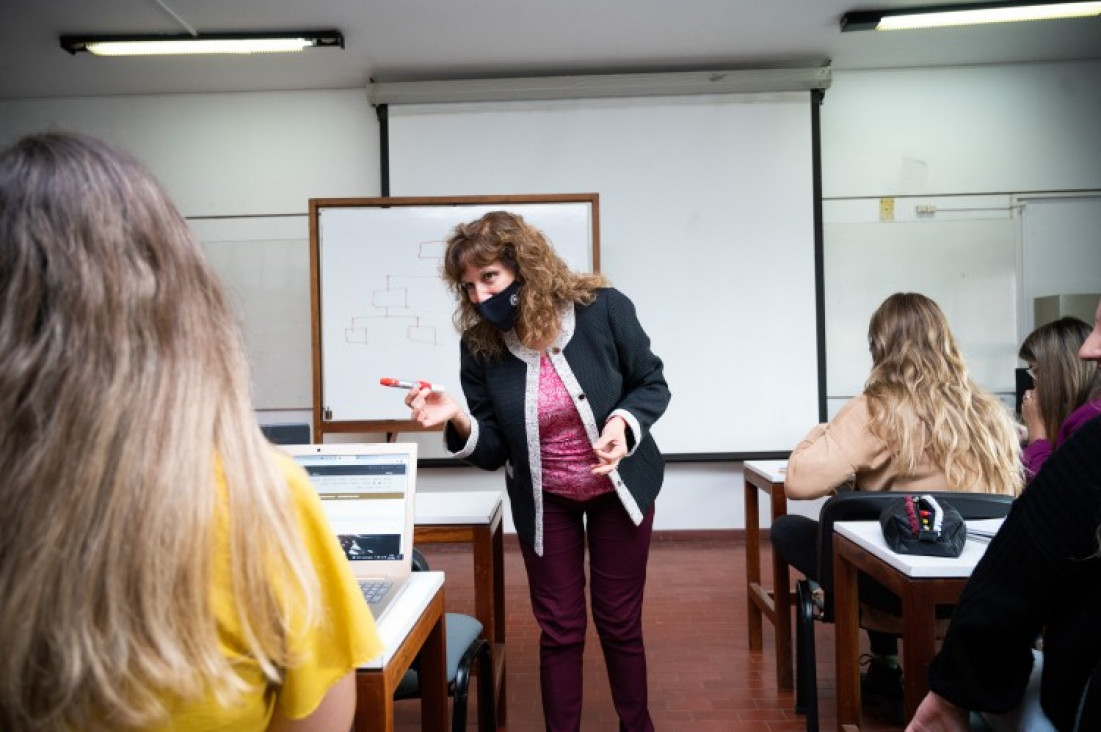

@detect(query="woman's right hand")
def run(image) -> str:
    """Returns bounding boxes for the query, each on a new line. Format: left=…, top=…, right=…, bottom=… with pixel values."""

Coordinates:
left=405, top=386, right=463, bottom=431
left=1022, top=389, right=1046, bottom=443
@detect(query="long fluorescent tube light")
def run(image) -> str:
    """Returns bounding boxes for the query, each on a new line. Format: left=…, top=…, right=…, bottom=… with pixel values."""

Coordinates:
left=841, top=1, right=1101, bottom=30
left=60, top=30, right=344, bottom=56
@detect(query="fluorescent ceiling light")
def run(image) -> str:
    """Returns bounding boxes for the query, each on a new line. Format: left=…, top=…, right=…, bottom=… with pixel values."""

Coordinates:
left=841, top=1, right=1101, bottom=31
left=60, top=31, right=344, bottom=57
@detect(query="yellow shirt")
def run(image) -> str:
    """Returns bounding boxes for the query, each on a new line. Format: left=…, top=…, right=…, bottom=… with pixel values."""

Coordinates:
left=150, top=451, right=382, bottom=729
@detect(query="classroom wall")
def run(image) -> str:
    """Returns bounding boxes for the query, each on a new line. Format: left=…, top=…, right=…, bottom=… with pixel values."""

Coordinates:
left=0, top=90, right=380, bottom=216
left=821, top=60, right=1101, bottom=197
left=2, top=58, right=1098, bottom=532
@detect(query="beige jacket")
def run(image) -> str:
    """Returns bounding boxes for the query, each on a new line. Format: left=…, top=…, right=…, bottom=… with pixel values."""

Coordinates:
left=784, top=394, right=947, bottom=500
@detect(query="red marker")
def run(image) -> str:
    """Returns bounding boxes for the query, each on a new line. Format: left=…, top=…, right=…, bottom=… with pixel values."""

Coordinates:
left=380, top=377, right=446, bottom=393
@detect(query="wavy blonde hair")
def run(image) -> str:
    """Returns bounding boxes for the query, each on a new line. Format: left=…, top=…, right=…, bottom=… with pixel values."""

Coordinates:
left=1019, top=316, right=1101, bottom=447
left=0, top=133, right=318, bottom=730
left=442, top=210, right=608, bottom=359
left=864, top=293, right=1022, bottom=497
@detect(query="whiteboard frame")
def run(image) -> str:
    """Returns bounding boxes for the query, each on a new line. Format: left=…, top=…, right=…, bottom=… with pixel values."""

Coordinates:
left=308, top=193, right=600, bottom=441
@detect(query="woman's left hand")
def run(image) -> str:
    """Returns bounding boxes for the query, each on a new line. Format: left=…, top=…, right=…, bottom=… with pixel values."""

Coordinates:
left=1022, top=389, right=1047, bottom=443
left=592, top=416, right=628, bottom=475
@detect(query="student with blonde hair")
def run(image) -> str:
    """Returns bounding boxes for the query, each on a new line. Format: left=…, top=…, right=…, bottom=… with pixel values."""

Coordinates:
left=0, top=132, right=380, bottom=731
left=772, top=291, right=1023, bottom=723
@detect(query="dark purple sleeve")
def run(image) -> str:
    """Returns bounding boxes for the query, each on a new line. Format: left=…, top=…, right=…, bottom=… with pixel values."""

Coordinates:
left=1022, top=438, right=1052, bottom=482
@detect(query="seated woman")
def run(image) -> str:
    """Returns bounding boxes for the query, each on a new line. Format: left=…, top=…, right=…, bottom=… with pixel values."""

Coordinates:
left=0, top=133, right=381, bottom=730
left=771, top=292, right=1022, bottom=723
left=1019, top=314, right=1101, bottom=481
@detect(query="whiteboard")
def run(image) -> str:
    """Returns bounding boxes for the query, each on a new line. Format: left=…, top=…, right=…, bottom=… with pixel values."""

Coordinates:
left=388, top=93, right=820, bottom=456
left=190, top=216, right=312, bottom=410
left=823, top=197, right=1018, bottom=397
left=1019, top=194, right=1101, bottom=335
left=313, top=196, right=596, bottom=429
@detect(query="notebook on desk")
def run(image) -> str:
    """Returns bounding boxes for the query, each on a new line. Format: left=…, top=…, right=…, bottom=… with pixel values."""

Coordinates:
left=283, top=443, right=418, bottom=623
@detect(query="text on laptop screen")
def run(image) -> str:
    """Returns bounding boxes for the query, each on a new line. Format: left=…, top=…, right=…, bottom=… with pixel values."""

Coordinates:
left=296, top=453, right=410, bottom=562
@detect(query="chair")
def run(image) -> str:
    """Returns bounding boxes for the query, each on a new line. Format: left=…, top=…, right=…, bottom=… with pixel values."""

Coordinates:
left=792, top=491, right=1014, bottom=732
left=394, top=548, right=496, bottom=732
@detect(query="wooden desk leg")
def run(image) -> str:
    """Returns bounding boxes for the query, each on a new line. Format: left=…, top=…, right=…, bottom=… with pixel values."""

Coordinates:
left=745, top=477, right=763, bottom=652
left=834, top=539, right=863, bottom=730
left=770, top=486, right=792, bottom=690
left=901, top=584, right=939, bottom=723
left=474, top=525, right=496, bottom=652
left=492, top=520, right=506, bottom=726
left=475, top=522, right=508, bottom=725
left=354, top=676, right=394, bottom=732
left=419, top=597, right=449, bottom=732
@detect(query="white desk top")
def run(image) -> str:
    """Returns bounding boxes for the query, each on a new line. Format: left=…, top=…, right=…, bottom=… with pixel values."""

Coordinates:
left=835, top=519, right=1003, bottom=579
left=415, top=489, right=504, bottom=525
left=360, top=571, right=445, bottom=670
left=743, top=460, right=788, bottom=483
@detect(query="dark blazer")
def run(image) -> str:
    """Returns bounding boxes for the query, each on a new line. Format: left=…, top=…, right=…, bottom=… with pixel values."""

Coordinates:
left=928, top=414, right=1101, bottom=730
left=445, top=288, right=670, bottom=554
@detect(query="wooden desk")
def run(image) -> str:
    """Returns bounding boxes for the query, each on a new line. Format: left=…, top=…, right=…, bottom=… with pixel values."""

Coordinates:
left=832, top=520, right=998, bottom=729
left=356, top=572, right=448, bottom=732
left=743, top=459, right=793, bottom=690
left=415, top=490, right=507, bottom=724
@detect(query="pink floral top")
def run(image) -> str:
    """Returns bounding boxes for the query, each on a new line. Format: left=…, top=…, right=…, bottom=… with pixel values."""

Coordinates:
left=538, top=354, right=614, bottom=501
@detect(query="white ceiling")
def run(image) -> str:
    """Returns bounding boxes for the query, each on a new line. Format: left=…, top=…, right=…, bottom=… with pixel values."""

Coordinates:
left=2, top=0, right=1100, bottom=100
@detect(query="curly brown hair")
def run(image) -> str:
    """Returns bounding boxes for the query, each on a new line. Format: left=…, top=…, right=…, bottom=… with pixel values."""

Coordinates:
left=442, top=211, right=608, bottom=359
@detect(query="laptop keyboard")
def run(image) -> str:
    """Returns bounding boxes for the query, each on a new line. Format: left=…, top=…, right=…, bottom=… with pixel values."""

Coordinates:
left=358, top=578, right=394, bottom=605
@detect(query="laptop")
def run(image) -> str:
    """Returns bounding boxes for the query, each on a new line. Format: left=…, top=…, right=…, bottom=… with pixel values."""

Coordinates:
left=283, top=442, right=418, bottom=623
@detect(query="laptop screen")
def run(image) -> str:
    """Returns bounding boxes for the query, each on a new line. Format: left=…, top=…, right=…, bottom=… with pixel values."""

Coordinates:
left=292, top=449, right=414, bottom=563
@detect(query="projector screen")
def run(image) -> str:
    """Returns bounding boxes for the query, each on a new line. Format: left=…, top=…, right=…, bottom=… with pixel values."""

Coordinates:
left=388, top=92, right=821, bottom=457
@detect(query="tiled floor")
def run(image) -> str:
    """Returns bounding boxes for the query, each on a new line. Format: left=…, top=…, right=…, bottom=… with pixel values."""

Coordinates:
left=391, top=534, right=905, bottom=731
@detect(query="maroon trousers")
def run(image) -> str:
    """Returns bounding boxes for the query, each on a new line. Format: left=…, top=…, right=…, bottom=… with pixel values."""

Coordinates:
left=519, top=491, right=656, bottom=732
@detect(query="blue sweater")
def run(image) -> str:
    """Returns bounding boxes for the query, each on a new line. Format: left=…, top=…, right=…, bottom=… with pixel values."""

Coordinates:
left=445, top=288, right=671, bottom=554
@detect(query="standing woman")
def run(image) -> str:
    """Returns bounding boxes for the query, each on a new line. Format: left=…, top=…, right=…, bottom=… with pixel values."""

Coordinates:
left=0, top=133, right=380, bottom=731
left=1018, top=314, right=1101, bottom=481
left=404, top=211, right=670, bottom=732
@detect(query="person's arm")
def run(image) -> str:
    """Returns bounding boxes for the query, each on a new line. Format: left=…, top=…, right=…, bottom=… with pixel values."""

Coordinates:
left=266, top=672, right=355, bottom=732
left=784, top=395, right=884, bottom=499
left=600, top=288, right=670, bottom=455
left=443, top=338, right=510, bottom=467
left=1020, top=389, right=1052, bottom=480
left=924, top=418, right=1101, bottom=728
left=1021, top=437, right=1053, bottom=481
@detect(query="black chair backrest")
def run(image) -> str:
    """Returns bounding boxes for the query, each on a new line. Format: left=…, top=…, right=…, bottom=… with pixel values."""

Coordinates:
left=411, top=547, right=430, bottom=572
left=814, top=490, right=1014, bottom=618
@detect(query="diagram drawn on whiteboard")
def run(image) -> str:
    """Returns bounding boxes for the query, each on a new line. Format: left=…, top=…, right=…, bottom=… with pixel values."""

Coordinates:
left=344, top=239, right=447, bottom=348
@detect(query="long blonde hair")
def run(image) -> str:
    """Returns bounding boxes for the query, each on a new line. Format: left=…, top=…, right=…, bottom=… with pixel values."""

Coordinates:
left=442, top=211, right=608, bottom=359
left=0, top=133, right=318, bottom=729
left=1019, top=316, right=1101, bottom=446
left=864, top=293, right=1022, bottom=496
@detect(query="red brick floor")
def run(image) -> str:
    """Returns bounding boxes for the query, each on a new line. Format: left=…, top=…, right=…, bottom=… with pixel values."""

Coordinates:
left=391, top=534, right=904, bottom=731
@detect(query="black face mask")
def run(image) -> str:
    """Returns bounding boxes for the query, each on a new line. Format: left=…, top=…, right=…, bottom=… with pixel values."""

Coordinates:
left=475, top=280, right=521, bottom=331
